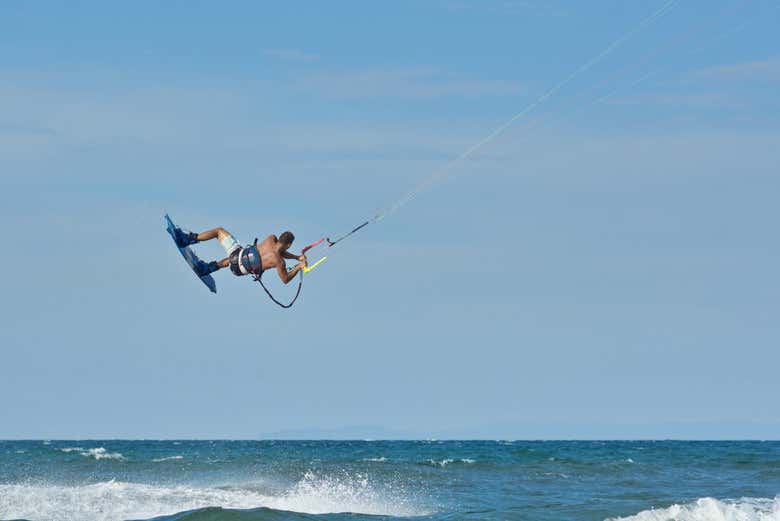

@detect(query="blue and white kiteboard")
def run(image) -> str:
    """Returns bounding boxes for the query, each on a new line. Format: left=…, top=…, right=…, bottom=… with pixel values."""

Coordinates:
left=165, top=214, right=217, bottom=293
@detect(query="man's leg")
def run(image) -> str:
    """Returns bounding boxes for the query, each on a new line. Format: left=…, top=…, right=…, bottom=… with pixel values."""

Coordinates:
left=187, top=227, right=240, bottom=276
left=194, top=256, right=230, bottom=276
left=195, top=227, right=232, bottom=243
left=174, top=226, right=232, bottom=248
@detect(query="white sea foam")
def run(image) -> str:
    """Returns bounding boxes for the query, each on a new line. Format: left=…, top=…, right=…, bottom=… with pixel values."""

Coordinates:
left=362, top=457, right=387, bottom=462
left=0, top=481, right=264, bottom=521
left=267, top=471, right=425, bottom=516
left=425, top=458, right=475, bottom=467
left=607, top=497, right=780, bottom=521
left=84, top=448, right=124, bottom=460
left=0, top=473, right=429, bottom=521
left=152, top=455, right=184, bottom=462
left=59, top=447, right=124, bottom=460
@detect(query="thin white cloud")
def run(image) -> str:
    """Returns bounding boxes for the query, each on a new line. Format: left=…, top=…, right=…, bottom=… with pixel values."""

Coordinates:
left=1, top=66, right=775, bottom=180
left=692, top=58, right=780, bottom=83
left=602, top=59, right=780, bottom=110
left=443, top=0, right=567, bottom=16
left=0, top=80, right=247, bottom=151
left=498, top=0, right=566, bottom=15
left=262, top=48, right=320, bottom=63
left=0, top=122, right=58, bottom=136
left=606, top=92, right=744, bottom=110
left=296, top=67, right=525, bottom=100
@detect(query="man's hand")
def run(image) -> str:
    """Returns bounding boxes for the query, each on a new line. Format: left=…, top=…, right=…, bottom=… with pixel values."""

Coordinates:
left=298, top=254, right=308, bottom=264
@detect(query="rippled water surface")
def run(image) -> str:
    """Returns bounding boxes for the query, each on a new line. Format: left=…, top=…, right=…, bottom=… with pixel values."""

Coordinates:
left=1, top=440, right=778, bottom=521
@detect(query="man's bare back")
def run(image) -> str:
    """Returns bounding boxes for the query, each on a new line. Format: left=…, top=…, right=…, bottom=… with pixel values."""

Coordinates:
left=258, top=234, right=308, bottom=284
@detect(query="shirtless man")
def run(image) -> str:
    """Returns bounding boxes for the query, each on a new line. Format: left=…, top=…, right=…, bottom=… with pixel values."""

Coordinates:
left=172, top=226, right=307, bottom=283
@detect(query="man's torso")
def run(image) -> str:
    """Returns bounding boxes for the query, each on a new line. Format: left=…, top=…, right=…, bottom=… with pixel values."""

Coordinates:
left=257, top=235, right=281, bottom=272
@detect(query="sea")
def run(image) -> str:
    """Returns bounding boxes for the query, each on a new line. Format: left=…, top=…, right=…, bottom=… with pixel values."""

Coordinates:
left=0, top=440, right=778, bottom=521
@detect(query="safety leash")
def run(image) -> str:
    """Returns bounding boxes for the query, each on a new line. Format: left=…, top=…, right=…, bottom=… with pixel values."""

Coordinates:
left=251, top=237, right=327, bottom=308
left=253, top=271, right=302, bottom=309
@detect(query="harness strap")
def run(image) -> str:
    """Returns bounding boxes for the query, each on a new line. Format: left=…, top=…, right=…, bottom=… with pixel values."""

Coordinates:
left=251, top=237, right=325, bottom=308
left=253, top=270, right=303, bottom=309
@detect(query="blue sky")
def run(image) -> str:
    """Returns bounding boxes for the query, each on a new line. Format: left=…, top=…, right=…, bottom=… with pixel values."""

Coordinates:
left=1, top=0, right=779, bottom=439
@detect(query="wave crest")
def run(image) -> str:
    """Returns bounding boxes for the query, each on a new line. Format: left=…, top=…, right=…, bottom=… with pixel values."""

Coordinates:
left=423, top=458, right=475, bottom=467
left=608, top=497, right=780, bottom=521
left=152, top=456, right=184, bottom=462
left=59, top=447, right=124, bottom=460
left=266, top=471, right=425, bottom=516
left=0, top=473, right=428, bottom=521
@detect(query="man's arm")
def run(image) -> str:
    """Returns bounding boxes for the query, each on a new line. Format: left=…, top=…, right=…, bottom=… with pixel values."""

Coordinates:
left=282, top=251, right=305, bottom=261
left=276, top=259, right=306, bottom=284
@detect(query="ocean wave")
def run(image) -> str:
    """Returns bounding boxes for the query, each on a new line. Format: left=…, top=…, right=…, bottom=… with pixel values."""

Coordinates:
left=153, top=456, right=184, bottom=462
left=423, top=458, right=476, bottom=467
left=0, top=472, right=429, bottom=521
left=362, top=457, right=387, bottom=462
left=607, top=497, right=780, bottom=521
left=59, top=447, right=124, bottom=460
left=542, top=472, right=570, bottom=479
left=0, top=481, right=266, bottom=521
left=263, top=471, right=426, bottom=516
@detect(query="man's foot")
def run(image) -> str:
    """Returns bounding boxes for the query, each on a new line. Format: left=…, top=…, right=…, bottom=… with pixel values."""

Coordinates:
left=194, top=260, right=220, bottom=277
left=172, top=227, right=199, bottom=248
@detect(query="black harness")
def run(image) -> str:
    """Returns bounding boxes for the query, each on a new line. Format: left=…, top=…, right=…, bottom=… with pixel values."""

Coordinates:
left=229, top=244, right=262, bottom=277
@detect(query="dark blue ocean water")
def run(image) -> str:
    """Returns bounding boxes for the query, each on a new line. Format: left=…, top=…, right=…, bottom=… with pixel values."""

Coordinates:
left=1, top=440, right=778, bottom=521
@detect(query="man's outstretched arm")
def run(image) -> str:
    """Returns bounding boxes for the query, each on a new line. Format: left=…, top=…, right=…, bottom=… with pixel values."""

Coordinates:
left=282, top=251, right=306, bottom=261
left=276, top=260, right=306, bottom=284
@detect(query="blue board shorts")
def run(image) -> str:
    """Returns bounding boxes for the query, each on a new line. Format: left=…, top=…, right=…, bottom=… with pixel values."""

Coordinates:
left=220, top=232, right=241, bottom=256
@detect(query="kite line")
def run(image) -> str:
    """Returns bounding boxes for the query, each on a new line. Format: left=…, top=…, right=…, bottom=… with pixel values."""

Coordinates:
left=325, top=0, right=679, bottom=248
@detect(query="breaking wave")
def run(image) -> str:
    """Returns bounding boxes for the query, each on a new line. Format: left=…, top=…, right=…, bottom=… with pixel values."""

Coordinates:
left=59, top=447, right=124, bottom=460
left=0, top=472, right=429, bottom=521
left=423, top=458, right=476, bottom=467
left=607, top=497, right=780, bottom=521
left=152, top=456, right=184, bottom=462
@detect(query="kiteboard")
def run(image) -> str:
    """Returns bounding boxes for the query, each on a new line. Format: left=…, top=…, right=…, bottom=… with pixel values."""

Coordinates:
left=165, top=214, right=217, bottom=293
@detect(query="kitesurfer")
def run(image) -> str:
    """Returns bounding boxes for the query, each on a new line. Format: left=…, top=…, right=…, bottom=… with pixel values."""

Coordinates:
left=172, top=226, right=307, bottom=283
